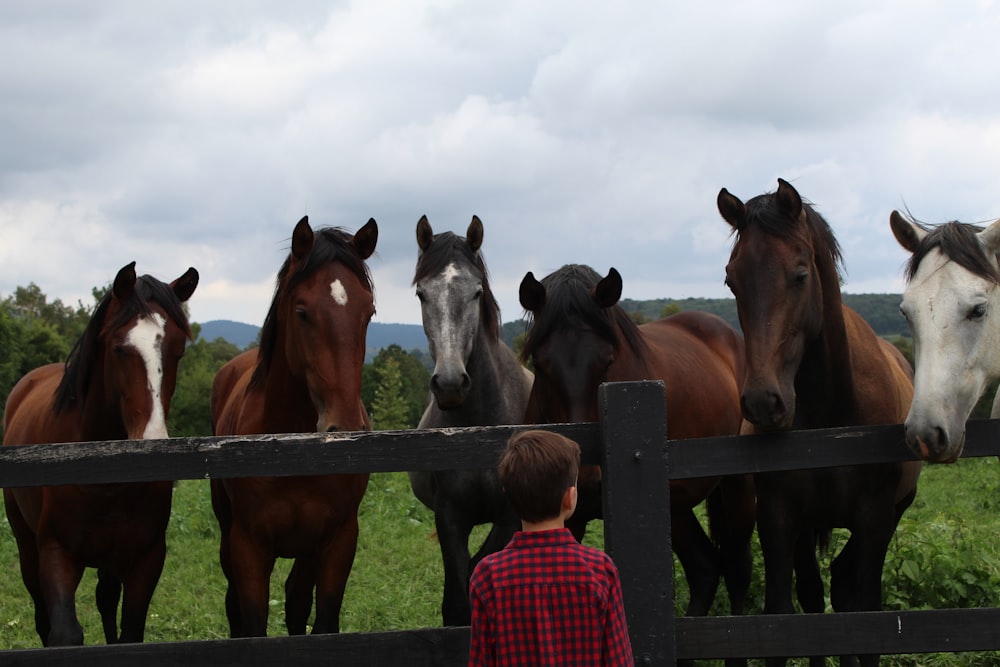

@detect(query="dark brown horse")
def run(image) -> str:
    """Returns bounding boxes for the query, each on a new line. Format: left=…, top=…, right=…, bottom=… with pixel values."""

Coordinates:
left=718, top=179, right=921, bottom=667
left=210, top=215, right=377, bottom=637
left=3, top=262, right=198, bottom=646
left=518, top=264, right=755, bottom=629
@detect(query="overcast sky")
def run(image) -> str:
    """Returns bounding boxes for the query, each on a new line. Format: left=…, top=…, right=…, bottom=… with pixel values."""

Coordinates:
left=3, top=1, right=999, bottom=329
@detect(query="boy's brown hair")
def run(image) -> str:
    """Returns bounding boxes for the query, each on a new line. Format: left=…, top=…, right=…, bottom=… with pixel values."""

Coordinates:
left=499, top=429, right=580, bottom=523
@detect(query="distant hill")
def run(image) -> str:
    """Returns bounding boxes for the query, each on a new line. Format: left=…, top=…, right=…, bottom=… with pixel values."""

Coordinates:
left=197, top=320, right=431, bottom=362
left=198, top=293, right=910, bottom=362
left=619, top=293, right=909, bottom=338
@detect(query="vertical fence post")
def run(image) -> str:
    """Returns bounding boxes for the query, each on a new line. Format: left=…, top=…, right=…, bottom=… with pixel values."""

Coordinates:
left=599, top=380, right=674, bottom=666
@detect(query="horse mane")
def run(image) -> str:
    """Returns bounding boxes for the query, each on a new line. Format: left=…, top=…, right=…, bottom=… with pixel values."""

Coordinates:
left=412, top=231, right=500, bottom=340
left=899, top=214, right=1000, bottom=284
left=738, top=191, right=846, bottom=282
left=251, top=227, right=375, bottom=390
left=519, top=264, right=649, bottom=364
left=54, top=275, right=194, bottom=414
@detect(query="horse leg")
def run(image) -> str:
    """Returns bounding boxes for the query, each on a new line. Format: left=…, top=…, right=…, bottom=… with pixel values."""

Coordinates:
left=116, top=537, right=167, bottom=644
left=228, top=526, right=275, bottom=637
left=37, top=544, right=85, bottom=646
left=436, top=501, right=473, bottom=626
left=708, top=474, right=755, bottom=616
left=756, top=495, right=799, bottom=667
left=95, top=569, right=122, bottom=642
left=5, top=491, right=49, bottom=645
left=211, top=481, right=242, bottom=637
left=672, top=506, right=721, bottom=618
left=285, top=557, right=316, bottom=635
left=470, top=520, right=517, bottom=571
left=312, top=516, right=361, bottom=634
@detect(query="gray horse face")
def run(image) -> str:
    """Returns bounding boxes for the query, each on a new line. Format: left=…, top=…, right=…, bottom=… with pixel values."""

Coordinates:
left=416, top=262, right=484, bottom=409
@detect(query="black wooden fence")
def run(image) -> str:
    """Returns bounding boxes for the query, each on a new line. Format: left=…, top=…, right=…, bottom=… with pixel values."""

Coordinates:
left=0, top=381, right=999, bottom=666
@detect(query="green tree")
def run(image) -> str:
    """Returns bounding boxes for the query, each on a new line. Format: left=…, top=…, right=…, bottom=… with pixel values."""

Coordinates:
left=362, top=345, right=430, bottom=428
left=370, top=356, right=410, bottom=430
left=168, top=324, right=242, bottom=437
left=660, top=303, right=682, bottom=318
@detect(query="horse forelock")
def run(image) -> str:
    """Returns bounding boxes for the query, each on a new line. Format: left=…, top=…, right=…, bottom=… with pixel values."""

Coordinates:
left=739, top=193, right=845, bottom=281
left=520, top=265, right=647, bottom=364
left=903, top=218, right=1000, bottom=285
left=251, top=226, right=375, bottom=390
left=413, top=231, right=500, bottom=340
left=54, top=275, right=192, bottom=414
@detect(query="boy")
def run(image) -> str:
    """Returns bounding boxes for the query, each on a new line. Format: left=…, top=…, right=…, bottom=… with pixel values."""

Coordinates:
left=468, top=429, right=634, bottom=666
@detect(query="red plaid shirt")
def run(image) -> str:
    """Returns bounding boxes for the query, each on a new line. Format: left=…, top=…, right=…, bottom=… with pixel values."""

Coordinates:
left=468, top=527, right=634, bottom=666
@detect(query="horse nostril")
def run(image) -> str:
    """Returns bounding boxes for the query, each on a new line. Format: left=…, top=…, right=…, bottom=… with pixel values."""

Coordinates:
left=326, top=425, right=339, bottom=433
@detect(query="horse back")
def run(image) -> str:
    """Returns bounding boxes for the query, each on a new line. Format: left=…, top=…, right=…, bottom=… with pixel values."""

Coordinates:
left=842, top=305, right=914, bottom=425
left=637, top=311, right=745, bottom=439
left=210, top=349, right=258, bottom=436
left=3, top=364, right=68, bottom=446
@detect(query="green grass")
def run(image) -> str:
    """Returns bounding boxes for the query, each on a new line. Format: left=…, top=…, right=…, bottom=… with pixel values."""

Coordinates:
left=1, top=461, right=999, bottom=665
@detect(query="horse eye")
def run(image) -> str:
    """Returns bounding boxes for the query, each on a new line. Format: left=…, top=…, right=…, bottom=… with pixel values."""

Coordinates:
left=969, top=303, right=987, bottom=320
left=898, top=306, right=910, bottom=323
left=295, top=307, right=308, bottom=322
left=793, top=271, right=808, bottom=287
left=473, top=288, right=483, bottom=300
left=415, top=289, right=426, bottom=303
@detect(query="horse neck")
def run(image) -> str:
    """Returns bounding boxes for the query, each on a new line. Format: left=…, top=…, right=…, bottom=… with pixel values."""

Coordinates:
left=794, top=258, right=859, bottom=427
left=257, top=349, right=320, bottom=433
left=462, top=328, right=526, bottom=422
left=76, top=367, right=128, bottom=441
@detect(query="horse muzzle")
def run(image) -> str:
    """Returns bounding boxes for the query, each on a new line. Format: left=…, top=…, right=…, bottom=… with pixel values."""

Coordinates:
left=740, top=387, right=793, bottom=431
left=904, top=420, right=964, bottom=464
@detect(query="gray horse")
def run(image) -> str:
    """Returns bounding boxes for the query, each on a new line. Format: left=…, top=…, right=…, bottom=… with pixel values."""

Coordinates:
left=409, top=215, right=533, bottom=626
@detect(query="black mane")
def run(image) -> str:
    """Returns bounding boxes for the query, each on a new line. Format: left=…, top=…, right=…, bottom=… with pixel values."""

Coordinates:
left=519, top=264, right=648, bottom=363
left=413, top=231, right=500, bottom=340
left=251, top=227, right=375, bottom=390
left=900, top=215, right=1000, bottom=284
left=54, top=275, right=192, bottom=414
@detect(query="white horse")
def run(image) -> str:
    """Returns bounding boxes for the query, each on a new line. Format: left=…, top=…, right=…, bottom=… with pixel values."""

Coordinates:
left=890, top=210, right=1000, bottom=462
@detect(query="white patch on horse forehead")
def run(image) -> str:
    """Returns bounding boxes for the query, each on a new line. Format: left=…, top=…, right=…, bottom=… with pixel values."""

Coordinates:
left=125, top=313, right=169, bottom=439
left=330, top=279, right=349, bottom=306
left=441, top=263, right=461, bottom=283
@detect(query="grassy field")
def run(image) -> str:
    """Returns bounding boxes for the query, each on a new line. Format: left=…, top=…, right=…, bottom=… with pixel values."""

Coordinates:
left=1, top=459, right=999, bottom=665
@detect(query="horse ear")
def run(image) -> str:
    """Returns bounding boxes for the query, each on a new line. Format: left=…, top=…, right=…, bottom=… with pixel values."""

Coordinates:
left=889, top=210, right=927, bottom=253
left=775, top=178, right=803, bottom=221
left=171, top=267, right=199, bottom=303
left=467, top=215, right=484, bottom=252
left=291, top=216, right=314, bottom=260
left=717, top=188, right=746, bottom=230
left=977, top=218, right=1000, bottom=256
left=519, top=272, right=546, bottom=312
left=416, top=215, right=433, bottom=252
left=594, top=267, right=623, bottom=308
left=113, top=261, right=138, bottom=300
left=352, top=218, right=379, bottom=259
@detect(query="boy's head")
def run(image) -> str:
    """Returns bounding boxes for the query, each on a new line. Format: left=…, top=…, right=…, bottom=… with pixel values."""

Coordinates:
left=499, top=429, right=580, bottom=523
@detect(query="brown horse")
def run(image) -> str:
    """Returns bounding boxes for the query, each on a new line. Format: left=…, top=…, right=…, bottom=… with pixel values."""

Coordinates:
left=518, top=264, right=755, bottom=630
left=3, top=262, right=198, bottom=646
left=718, top=179, right=921, bottom=667
left=210, top=215, right=377, bottom=638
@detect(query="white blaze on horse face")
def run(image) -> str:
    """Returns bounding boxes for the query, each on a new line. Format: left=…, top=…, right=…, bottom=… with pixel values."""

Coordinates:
left=125, top=313, right=169, bottom=439
left=330, top=279, right=348, bottom=306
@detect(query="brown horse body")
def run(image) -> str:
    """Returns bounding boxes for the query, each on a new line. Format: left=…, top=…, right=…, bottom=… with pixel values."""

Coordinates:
left=3, top=263, right=198, bottom=646
left=518, top=265, right=755, bottom=624
left=718, top=179, right=920, bottom=667
left=209, top=216, right=377, bottom=638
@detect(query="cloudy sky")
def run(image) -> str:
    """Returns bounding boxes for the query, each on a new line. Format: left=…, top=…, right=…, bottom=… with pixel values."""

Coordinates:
left=2, top=1, right=1000, bottom=329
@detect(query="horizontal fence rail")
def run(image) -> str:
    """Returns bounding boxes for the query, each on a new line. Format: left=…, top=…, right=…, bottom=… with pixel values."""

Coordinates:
left=1, top=381, right=1000, bottom=665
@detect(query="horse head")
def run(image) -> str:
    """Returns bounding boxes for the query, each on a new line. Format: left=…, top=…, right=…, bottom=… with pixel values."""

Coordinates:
left=58, top=261, right=198, bottom=441
left=892, top=211, right=1000, bottom=462
left=413, top=215, right=498, bottom=410
left=255, top=216, right=378, bottom=433
left=718, top=178, right=842, bottom=430
left=519, top=265, right=634, bottom=423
